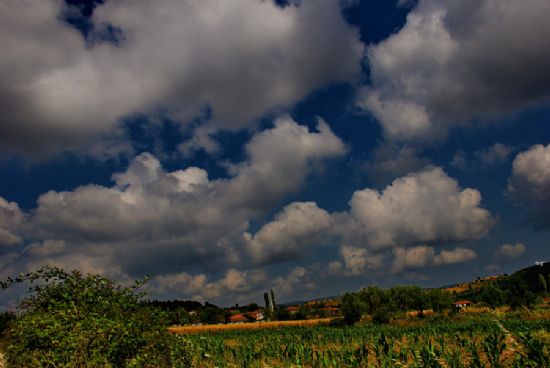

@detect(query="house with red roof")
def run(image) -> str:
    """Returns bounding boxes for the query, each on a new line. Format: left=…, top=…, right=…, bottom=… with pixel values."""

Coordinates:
left=228, top=314, right=247, bottom=323
left=453, top=300, right=472, bottom=309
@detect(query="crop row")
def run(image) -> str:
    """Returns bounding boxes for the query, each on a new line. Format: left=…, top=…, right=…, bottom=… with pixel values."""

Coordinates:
left=174, top=315, right=549, bottom=367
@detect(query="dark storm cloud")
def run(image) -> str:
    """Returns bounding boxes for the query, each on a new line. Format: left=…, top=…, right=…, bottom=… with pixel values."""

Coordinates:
left=0, top=0, right=363, bottom=157
left=358, top=0, right=550, bottom=143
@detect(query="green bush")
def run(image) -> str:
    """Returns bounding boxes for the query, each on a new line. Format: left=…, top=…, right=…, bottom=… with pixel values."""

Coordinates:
left=342, top=292, right=365, bottom=325
left=1, top=266, right=192, bottom=368
left=0, top=310, right=15, bottom=335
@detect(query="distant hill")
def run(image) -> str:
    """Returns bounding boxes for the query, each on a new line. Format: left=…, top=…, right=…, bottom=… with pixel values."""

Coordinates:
left=512, top=261, right=550, bottom=293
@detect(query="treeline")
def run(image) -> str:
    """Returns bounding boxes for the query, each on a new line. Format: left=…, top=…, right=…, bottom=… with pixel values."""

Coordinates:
left=460, top=272, right=546, bottom=309
left=145, top=299, right=224, bottom=325
left=342, top=268, right=549, bottom=325
left=342, top=286, right=452, bottom=325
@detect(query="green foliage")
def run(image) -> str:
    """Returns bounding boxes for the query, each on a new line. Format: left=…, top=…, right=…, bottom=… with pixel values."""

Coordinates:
left=342, top=292, right=365, bottom=325
left=361, top=286, right=388, bottom=315
left=482, top=330, right=506, bottom=368
left=539, top=274, right=548, bottom=294
left=480, top=282, right=506, bottom=309
left=503, top=276, right=538, bottom=309
left=1, top=266, right=192, bottom=368
left=0, top=310, right=15, bottom=335
left=428, top=288, right=453, bottom=313
left=371, top=305, right=392, bottom=324
left=275, top=307, right=291, bottom=321
left=197, top=306, right=225, bottom=324
left=516, top=331, right=550, bottom=367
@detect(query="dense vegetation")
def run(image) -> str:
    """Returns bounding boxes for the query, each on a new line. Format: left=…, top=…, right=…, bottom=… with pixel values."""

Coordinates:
left=1, top=264, right=549, bottom=367
left=0, top=266, right=192, bottom=367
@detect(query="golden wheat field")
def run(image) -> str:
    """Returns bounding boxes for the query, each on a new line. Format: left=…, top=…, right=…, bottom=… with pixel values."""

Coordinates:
left=168, top=318, right=332, bottom=334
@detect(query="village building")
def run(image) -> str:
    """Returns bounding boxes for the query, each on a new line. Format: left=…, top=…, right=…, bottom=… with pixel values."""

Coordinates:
left=453, top=300, right=472, bottom=309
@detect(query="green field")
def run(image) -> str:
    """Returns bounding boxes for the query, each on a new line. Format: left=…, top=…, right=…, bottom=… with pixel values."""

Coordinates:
left=180, top=312, right=550, bottom=367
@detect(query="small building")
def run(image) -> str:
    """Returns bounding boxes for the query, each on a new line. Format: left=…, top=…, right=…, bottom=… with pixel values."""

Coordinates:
left=229, top=314, right=247, bottom=323
left=453, top=300, right=472, bottom=309
left=247, top=311, right=264, bottom=321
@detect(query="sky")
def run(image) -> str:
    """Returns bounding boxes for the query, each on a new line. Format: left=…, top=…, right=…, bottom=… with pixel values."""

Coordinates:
left=1, top=0, right=550, bottom=307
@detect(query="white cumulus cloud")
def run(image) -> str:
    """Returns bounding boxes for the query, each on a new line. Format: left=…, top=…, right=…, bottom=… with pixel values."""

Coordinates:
left=495, top=243, right=526, bottom=260
left=507, top=144, right=550, bottom=228
left=340, top=167, right=495, bottom=248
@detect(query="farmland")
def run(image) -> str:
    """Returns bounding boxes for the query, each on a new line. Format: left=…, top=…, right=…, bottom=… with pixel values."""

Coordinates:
left=173, top=310, right=550, bottom=367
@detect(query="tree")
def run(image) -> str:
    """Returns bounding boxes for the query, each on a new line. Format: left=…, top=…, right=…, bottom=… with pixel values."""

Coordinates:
left=342, top=292, right=365, bottom=325
left=539, top=274, right=548, bottom=295
left=270, top=289, right=277, bottom=310
left=1, top=266, right=192, bottom=368
left=504, top=276, right=538, bottom=309
left=263, top=292, right=272, bottom=320
left=479, top=282, right=505, bottom=309
left=405, top=286, right=429, bottom=317
left=428, top=289, right=453, bottom=313
left=360, top=286, right=387, bottom=315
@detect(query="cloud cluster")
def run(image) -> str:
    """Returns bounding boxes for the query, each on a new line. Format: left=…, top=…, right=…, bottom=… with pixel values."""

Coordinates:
left=1, top=158, right=494, bottom=303
left=244, top=202, right=334, bottom=264
left=475, top=143, right=514, bottom=166
left=340, top=167, right=494, bottom=249
left=364, top=145, right=431, bottom=186
left=0, top=0, right=362, bottom=157
left=391, top=246, right=477, bottom=272
left=494, top=243, right=526, bottom=260
left=0, top=117, right=344, bottom=301
left=246, top=166, right=492, bottom=276
left=507, top=144, right=550, bottom=228
left=358, top=0, right=550, bottom=143
left=0, top=197, right=24, bottom=247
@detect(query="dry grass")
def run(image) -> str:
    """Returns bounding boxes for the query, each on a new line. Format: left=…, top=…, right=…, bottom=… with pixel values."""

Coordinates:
left=168, top=318, right=332, bottom=334
left=462, top=306, right=492, bottom=314
left=405, top=309, right=434, bottom=317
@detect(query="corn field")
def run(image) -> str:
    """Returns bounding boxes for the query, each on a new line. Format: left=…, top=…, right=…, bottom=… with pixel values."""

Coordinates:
left=173, top=314, right=550, bottom=367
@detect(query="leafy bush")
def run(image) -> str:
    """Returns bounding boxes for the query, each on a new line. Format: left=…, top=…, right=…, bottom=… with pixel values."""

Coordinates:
left=1, top=266, right=192, bottom=367
left=0, top=310, right=15, bottom=335
left=372, top=305, right=392, bottom=324
left=342, top=292, right=365, bottom=325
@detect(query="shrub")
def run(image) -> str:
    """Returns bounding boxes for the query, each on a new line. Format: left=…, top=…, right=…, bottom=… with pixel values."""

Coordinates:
left=1, top=266, right=192, bottom=367
left=0, top=311, right=15, bottom=335
left=342, top=292, right=365, bottom=325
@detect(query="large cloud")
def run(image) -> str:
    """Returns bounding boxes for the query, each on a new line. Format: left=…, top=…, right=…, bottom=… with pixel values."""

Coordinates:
left=358, top=0, right=550, bottom=143
left=391, top=245, right=477, bottom=272
left=14, top=117, right=345, bottom=280
left=507, top=144, right=550, bottom=228
left=245, top=166, right=491, bottom=275
left=0, top=0, right=363, bottom=156
left=0, top=197, right=25, bottom=247
left=339, top=167, right=495, bottom=249
left=244, top=202, right=334, bottom=264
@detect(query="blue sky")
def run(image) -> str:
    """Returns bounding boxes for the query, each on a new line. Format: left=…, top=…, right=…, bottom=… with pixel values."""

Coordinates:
left=1, top=0, right=549, bottom=307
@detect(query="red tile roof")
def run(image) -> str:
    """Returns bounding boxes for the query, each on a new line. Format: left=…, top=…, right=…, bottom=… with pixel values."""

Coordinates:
left=229, top=314, right=247, bottom=322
